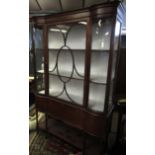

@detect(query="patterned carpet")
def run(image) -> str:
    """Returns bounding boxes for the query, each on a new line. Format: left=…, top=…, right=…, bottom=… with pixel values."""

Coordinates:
left=29, top=114, right=104, bottom=155
left=30, top=130, right=81, bottom=155
left=29, top=109, right=108, bottom=155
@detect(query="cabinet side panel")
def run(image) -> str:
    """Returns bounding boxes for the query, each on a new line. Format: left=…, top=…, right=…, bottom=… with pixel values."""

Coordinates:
left=84, top=112, right=106, bottom=137
left=36, top=96, right=48, bottom=112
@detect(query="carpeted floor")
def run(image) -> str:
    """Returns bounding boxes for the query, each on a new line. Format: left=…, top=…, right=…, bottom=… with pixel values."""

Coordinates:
left=29, top=113, right=103, bottom=155
left=30, top=130, right=81, bottom=155
left=29, top=110, right=126, bottom=155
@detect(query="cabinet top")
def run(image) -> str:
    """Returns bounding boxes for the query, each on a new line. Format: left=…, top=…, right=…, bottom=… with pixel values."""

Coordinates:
left=30, top=1, right=125, bottom=25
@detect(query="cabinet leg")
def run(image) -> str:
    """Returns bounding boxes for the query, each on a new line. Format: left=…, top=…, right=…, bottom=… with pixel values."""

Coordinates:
left=116, top=111, right=123, bottom=144
left=36, top=109, right=39, bottom=133
left=100, top=117, right=113, bottom=155
left=45, top=114, right=48, bottom=139
left=45, top=114, right=48, bottom=131
left=82, top=133, right=87, bottom=155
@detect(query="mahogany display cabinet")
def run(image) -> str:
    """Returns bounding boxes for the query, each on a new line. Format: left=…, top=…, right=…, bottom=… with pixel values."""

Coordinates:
left=30, top=0, right=125, bottom=147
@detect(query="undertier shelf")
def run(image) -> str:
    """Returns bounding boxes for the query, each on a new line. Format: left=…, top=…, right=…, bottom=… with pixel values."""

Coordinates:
left=38, top=117, right=104, bottom=152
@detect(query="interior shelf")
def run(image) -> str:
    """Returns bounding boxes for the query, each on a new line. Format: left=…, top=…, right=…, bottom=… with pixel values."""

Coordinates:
left=48, top=48, right=109, bottom=52
left=36, top=70, right=107, bottom=84
left=38, top=90, right=45, bottom=95
left=49, top=71, right=84, bottom=81
left=47, top=72, right=107, bottom=84
left=37, top=69, right=44, bottom=73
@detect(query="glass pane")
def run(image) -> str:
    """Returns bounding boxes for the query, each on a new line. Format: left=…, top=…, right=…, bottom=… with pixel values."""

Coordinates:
left=49, top=75, right=83, bottom=105
left=34, top=27, right=45, bottom=94
left=35, top=49, right=44, bottom=72
left=49, top=75, right=64, bottom=96
left=65, top=79, right=84, bottom=104
left=112, top=21, right=121, bottom=79
left=34, top=28, right=43, bottom=49
left=88, top=18, right=113, bottom=112
left=48, top=21, right=87, bottom=105
left=57, top=47, right=73, bottom=77
left=29, top=23, right=34, bottom=76
left=109, top=20, right=121, bottom=105
left=36, top=73, right=45, bottom=95
left=90, top=19, right=112, bottom=83
left=88, top=83, right=106, bottom=112
left=67, top=23, right=86, bottom=49
left=48, top=27, right=64, bottom=49
left=34, top=28, right=44, bottom=72
left=49, top=49, right=85, bottom=78
left=29, top=23, right=32, bottom=51
left=92, top=19, right=112, bottom=50
left=90, top=52, right=109, bottom=83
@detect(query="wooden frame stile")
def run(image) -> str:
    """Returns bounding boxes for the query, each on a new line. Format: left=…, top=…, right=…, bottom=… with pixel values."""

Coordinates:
left=113, top=3, right=126, bottom=101
left=112, top=18, right=122, bottom=104
left=31, top=22, right=37, bottom=94
left=43, top=24, right=49, bottom=132
left=83, top=17, right=92, bottom=110
left=101, top=15, right=118, bottom=154
left=34, top=24, right=43, bottom=132
left=43, top=24, right=49, bottom=96
left=102, top=4, right=125, bottom=150
left=104, top=15, right=116, bottom=117
left=82, top=17, right=92, bottom=155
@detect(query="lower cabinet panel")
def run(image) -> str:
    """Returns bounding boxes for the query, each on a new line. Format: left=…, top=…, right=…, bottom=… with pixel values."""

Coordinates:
left=36, top=96, right=48, bottom=112
left=84, top=112, right=106, bottom=137
left=47, top=99, right=84, bottom=130
left=47, top=100, right=63, bottom=119
left=36, top=96, right=106, bottom=137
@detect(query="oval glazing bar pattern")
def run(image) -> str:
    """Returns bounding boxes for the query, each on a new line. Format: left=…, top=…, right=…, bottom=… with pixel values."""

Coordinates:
left=48, top=22, right=87, bottom=105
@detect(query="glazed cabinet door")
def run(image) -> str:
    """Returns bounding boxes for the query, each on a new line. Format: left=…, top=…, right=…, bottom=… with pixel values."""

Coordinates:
left=33, top=26, right=45, bottom=95
left=108, top=19, right=121, bottom=105
left=29, top=23, right=34, bottom=76
left=88, top=18, right=113, bottom=112
left=48, top=21, right=88, bottom=106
